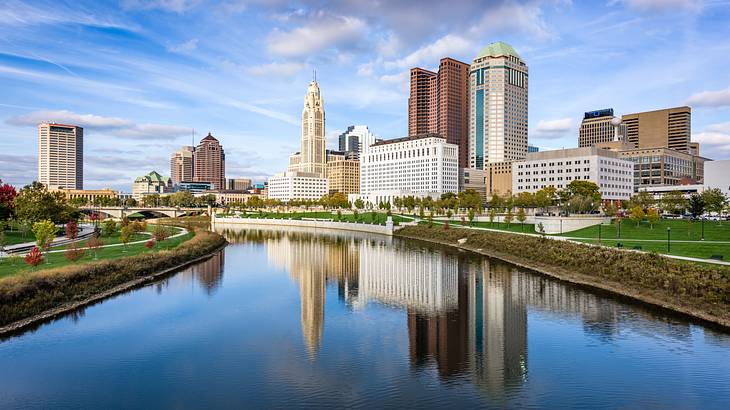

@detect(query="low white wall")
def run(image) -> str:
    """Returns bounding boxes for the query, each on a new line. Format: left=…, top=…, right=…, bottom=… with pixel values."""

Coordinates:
left=212, top=217, right=394, bottom=236
left=534, top=215, right=609, bottom=234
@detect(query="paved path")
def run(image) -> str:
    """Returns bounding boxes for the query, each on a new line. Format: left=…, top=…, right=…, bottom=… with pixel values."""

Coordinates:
left=414, top=218, right=730, bottom=266
left=2, top=225, right=96, bottom=254
left=1, top=226, right=188, bottom=257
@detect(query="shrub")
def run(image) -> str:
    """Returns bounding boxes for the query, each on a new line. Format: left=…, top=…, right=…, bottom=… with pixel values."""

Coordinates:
left=103, top=220, right=117, bottom=237
left=65, top=219, right=79, bottom=240
left=24, top=247, right=43, bottom=266
left=65, top=246, right=85, bottom=262
left=153, top=224, right=171, bottom=242
left=145, top=240, right=155, bottom=249
left=87, top=237, right=103, bottom=260
left=443, top=220, right=449, bottom=230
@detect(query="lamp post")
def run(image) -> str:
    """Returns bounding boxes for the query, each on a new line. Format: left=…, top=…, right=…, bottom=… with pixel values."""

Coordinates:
left=701, top=217, right=705, bottom=241
left=598, top=223, right=602, bottom=245
left=667, top=227, right=671, bottom=253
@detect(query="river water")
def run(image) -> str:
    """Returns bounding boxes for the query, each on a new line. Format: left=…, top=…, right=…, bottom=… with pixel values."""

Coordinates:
left=1, top=225, right=729, bottom=409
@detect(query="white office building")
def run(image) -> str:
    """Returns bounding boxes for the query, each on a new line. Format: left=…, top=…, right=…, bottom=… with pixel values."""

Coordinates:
left=512, top=147, right=634, bottom=201
left=360, top=134, right=459, bottom=205
left=704, top=159, right=730, bottom=198
left=338, top=125, right=378, bottom=159
left=267, top=171, right=328, bottom=202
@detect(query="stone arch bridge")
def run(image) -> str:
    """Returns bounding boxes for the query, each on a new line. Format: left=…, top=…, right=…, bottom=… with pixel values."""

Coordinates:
left=80, top=206, right=204, bottom=219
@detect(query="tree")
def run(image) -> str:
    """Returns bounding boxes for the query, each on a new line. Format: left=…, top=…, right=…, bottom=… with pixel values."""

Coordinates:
left=458, top=189, right=482, bottom=211
left=516, top=208, right=527, bottom=231
left=468, top=209, right=475, bottom=226
left=489, top=208, right=497, bottom=227
left=65, top=245, right=85, bottom=262
left=604, top=202, right=617, bottom=218
left=65, top=219, right=79, bottom=240
left=567, top=180, right=601, bottom=203
left=14, top=181, right=76, bottom=224
left=32, top=220, right=57, bottom=260
left=630, top=191, right=655, bottom=212
left=513, top=192, right=535, bottom=210
left=702, top=188, right=727, bottom=217
left=647, top=208, right=660, bottom=229
left=488, top=193, right=504, bottom=212
left=629, top=206, right=645, bottom=227
left=0, top=182, right=17, bottom=220
left=661, top=190, right=687, bottom=215
left=354, top=199, right=365, bottom=210
left=103, top=219, right=117, bottom=237
left=153, top=224, right=171, bottom=243
left=120, top=224, right=134, bottom=251
left=688, top=193, right=705, bottom=219
left=87, top=236, right=103, bottom=259
left=428, top=212, right=433, bottom=228
left=24, top=246, right=43, bottom=267
left=505, top=208, right=514, bottom=228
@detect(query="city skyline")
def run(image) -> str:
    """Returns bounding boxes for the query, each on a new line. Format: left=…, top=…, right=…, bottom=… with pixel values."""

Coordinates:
left=1, top=0, right=730, bottom=191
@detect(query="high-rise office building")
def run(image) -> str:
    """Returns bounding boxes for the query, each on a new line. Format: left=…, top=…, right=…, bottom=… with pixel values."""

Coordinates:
left=227, top=178, right=252, bottom=191
left=296, top=79, right=326, bottom=178
left=469, top=42, right=528, bottom=168
left=408, top=58, right=470, bottom=167
left=579, top=108, right=626, bottom=148
left=622, top=106, right=691, bottom=152
left=37, top=123, right=83, bottom=189
left=170, top=146, right=195, bottom=185
left=338, top=125, right=378, bottom=159
left=193, top=133, right=225, bottom=190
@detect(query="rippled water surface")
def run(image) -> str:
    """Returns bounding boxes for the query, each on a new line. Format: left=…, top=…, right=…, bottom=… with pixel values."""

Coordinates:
left=1, top=225, right=730, bottom=409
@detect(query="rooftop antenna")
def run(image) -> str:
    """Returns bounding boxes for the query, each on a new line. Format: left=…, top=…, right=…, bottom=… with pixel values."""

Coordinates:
left=192, top=128, right=195, bottom=146
left=313, top=69, right=316, bottom=82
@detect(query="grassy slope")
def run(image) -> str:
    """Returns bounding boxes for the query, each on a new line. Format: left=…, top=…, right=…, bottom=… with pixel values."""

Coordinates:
left=0, top=229, right=190, bottom=278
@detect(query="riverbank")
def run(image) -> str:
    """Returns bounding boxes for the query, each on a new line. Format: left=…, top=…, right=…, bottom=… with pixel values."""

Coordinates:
left=213, top=216, right=403, bottom=236
left=396, top=225, right=730, bottom=329
left=0, top=229, right=227, bottom=334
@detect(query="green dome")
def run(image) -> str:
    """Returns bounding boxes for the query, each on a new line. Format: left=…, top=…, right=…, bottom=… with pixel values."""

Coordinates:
left=476, top=41, right=520, bottom=59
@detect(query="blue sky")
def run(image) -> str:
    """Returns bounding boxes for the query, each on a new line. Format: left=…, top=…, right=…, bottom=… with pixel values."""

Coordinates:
left=1, top=0, right=729, bottom=191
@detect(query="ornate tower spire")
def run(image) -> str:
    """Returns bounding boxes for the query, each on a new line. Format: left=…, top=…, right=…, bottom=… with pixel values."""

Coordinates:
left=300, top=78, right=326, bottom=177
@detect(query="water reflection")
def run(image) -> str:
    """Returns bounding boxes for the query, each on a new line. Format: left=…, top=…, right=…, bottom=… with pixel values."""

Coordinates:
left=220, top=224, right=712, bottom=396
left=174, top=250, right=225, bottom=295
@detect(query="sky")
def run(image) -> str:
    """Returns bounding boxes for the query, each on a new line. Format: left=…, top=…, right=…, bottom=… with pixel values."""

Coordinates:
left=0, top=0, right=729, bottom=191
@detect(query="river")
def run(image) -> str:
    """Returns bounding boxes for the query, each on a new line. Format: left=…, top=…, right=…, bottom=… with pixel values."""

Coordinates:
left=1, top=225, right=729, bottom=409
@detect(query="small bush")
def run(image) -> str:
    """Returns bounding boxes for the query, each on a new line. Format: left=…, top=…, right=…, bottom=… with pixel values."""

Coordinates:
left=65, top=246, right=85, bottom=262
left=24, top=247, right=43, bottom=266
left=145, top=240, right=155, bottom=249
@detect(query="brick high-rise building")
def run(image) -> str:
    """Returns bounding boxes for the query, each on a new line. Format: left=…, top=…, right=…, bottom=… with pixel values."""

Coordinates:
left=170, top=146, right=195, bottom=185
left=408, top=58, right=470, bottom=167
left=38, top=123, right=83, bottom=189
left=194, top=133, right=225, bottom=190
left=622, top=106, right=691, bottom=152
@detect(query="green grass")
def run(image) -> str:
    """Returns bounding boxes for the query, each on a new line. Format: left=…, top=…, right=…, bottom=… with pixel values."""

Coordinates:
left=230, top=211, right=409, bottom=225
left=58, top=231, right=151, bottom=250
left=0, top=229, right=192, bottom=278
left=556, top=219, right=730, bottom=261
left=1, top=231, right=36, bottom=246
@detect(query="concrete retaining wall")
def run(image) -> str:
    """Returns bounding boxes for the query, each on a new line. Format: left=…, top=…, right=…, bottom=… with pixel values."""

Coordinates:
left=212, top=217, right=394, bottom=236
left=534, top=215, right=609, bottom=234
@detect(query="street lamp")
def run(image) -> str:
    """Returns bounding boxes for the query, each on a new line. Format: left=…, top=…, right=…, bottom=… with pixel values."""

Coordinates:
left=667, top=227, right=671, bottom=253
left=598, top=223, right=602, bottom=245
left=701, top=217, right=705, bottom=241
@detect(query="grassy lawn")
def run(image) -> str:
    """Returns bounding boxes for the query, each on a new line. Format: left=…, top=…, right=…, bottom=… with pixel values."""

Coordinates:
left=557, top=219, right=730, bottom=261
left=1, top=230, right=37, bottom=246
left=229, top=211, right=409, bottom=225
left=0, top=229, right=192, bottom=278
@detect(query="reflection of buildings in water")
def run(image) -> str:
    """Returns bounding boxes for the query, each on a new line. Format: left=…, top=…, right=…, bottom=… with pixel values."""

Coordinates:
left=358, top=243, right=459, bottom=313
left=263, top=229, right=361, bottom=356
left=192, top=250, right=225, bottom=295
left=468, top=259, right=528, bottom=395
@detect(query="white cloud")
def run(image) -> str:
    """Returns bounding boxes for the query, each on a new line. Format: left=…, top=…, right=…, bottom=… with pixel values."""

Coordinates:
left=613, top=0, right=703, bottom=12
left=122, top=0, right=202, bottom=13
left=167, top=38, right=199, bottom=53
left=686, top=86, right=730, bottom=108
left=706, top=122, right=730, bottom=133
left=468, top=1, right=554, bottom=41
left=266, top=14, right=367, bottom=57
left=247, top=61, right=306, bottom=77
left=386, top=34, right=472, bottom=70
left=5, top=110, right=190, bottom=140
left=533, top=117, right=574, bottom=138
left=693, top=131, right=730, bottom=155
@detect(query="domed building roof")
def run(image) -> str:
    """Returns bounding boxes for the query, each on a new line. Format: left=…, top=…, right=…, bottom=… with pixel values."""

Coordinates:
left=476, top=41, right=521, bottom=59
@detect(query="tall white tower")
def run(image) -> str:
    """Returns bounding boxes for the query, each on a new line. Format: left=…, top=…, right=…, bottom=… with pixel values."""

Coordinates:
left=300, top=78, right=326, bottom=177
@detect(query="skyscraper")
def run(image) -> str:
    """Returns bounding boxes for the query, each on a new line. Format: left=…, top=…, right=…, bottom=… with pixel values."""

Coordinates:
left=38, top=123, right=83, bottom=189
left=170, top=146, right=195, bottom=185
left=469, top=42, right=528, bottom=168
left=338, top=125, right=378, bottom=159
left=578, top=109, right=626, bottom=148
left=193, top=133, right=225, bottom=190
left=298, top=79, right=326, bottom=178
left=408, top=58, right=470, bottom=167
left=622, top=106, right=691, bottom=152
